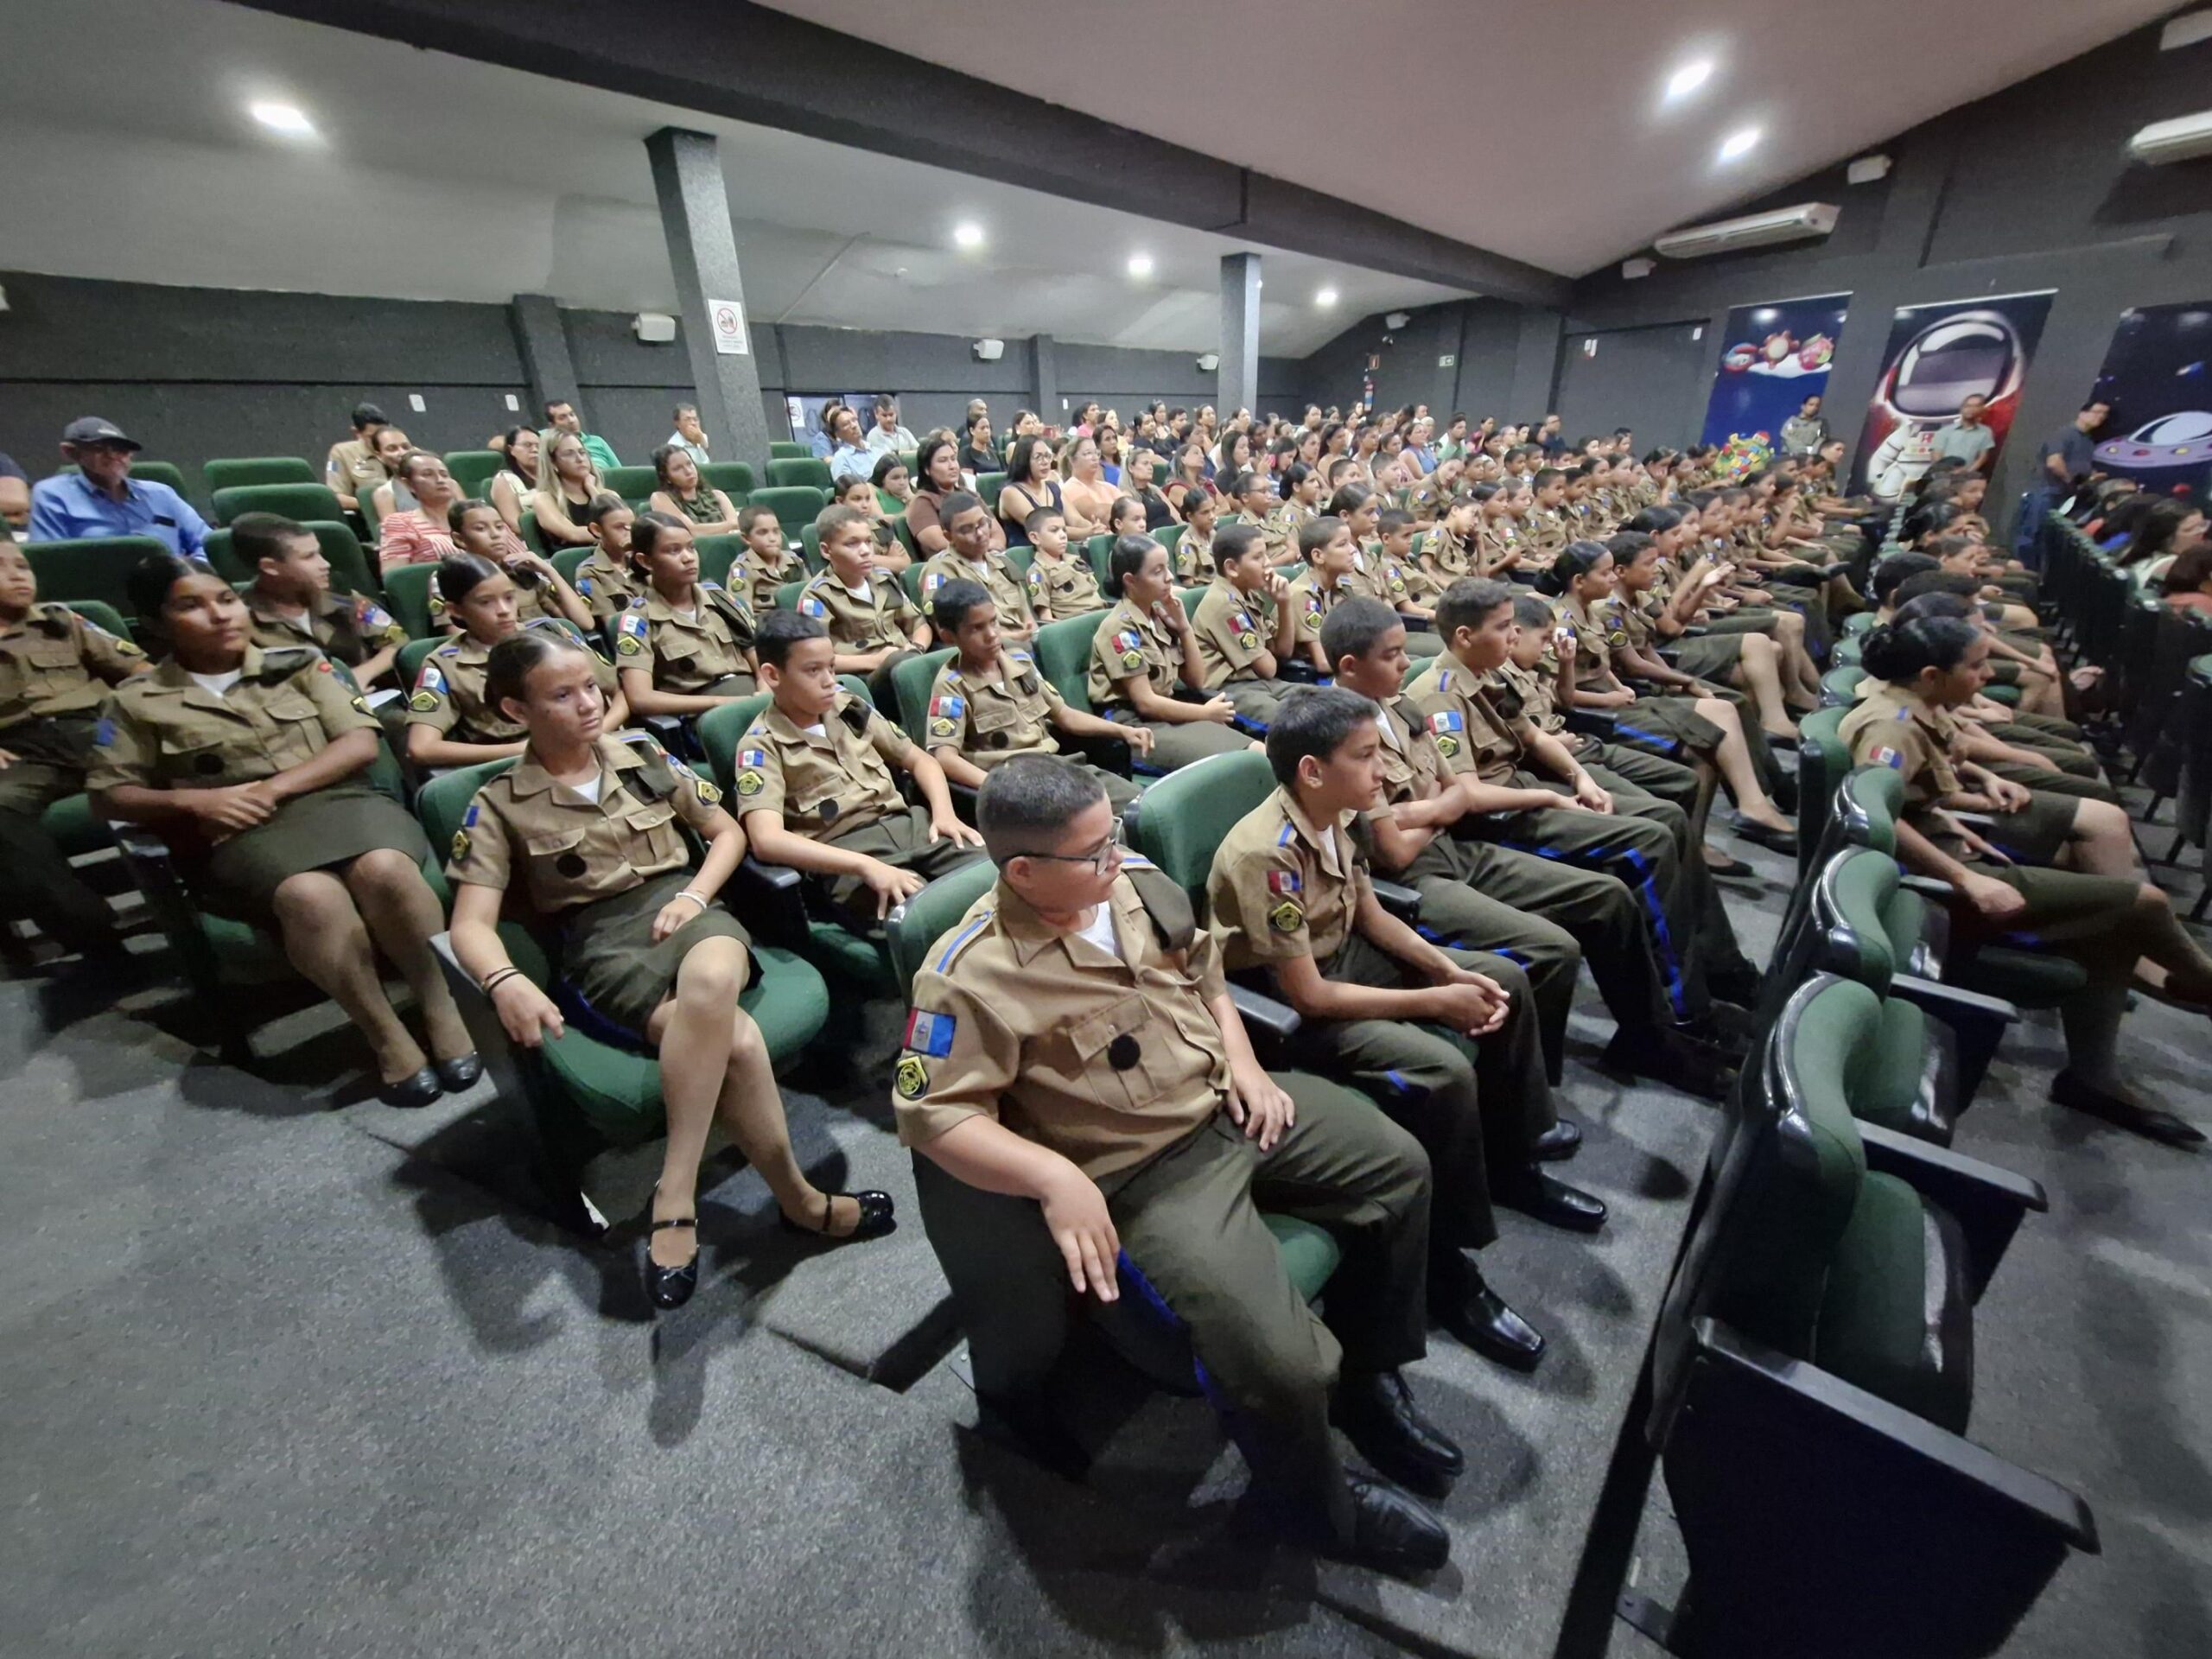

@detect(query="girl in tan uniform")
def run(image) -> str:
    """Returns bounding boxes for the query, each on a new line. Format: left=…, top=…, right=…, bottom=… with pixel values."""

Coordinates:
left=615, top=512, right=760, bottom=719
left=446, top=629, right=893, bottom=1307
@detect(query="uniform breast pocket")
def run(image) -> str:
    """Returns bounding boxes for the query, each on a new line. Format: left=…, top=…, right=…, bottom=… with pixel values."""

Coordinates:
left=523, top=825, right=607, bottom=900
left=624, top=802, right=684, bottom=867
left=1065, top=992, right=1194, bottom=1114
left=264, top=696, right=330, bottom=766
left=25, top=643, right=79, bottom=673
left=158, top=734, right=243, bottom=784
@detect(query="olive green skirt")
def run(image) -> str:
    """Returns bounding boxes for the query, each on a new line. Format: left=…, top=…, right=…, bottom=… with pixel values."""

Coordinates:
left=1669, top=632, right=1750, bottom=682
left=1980, top=791, right=2080, bottom=869
left=556, top=868, right=751, bottom=1039
left=200, top=784, right=429, bottom=918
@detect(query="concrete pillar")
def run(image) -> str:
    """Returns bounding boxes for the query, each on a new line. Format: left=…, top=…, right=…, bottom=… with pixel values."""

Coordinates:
left=508, top=293, right=581, bottom=429
left=1031, top=333, right=1059, bottom=429
left=645, top=126, right=772, bottom=474
left=1217, top=253, right=1261, bottom=419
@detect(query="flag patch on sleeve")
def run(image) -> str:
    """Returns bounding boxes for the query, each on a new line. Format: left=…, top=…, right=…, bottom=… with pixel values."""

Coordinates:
left=903, top=1007, right=957, bottom=1058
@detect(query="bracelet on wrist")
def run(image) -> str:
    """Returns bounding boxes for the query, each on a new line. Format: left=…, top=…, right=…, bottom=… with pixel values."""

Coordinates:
left=674, top=889, right=709, bottom=912
left=480, top=966, right=524, bottom=995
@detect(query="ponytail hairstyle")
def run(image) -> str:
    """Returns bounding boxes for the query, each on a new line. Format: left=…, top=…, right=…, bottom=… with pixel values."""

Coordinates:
left=1858, top=616, right=1980, bottom=686
left=1626, top=505, right=1681, bottom=535
left=124, top=551, right=213, bottom=652
left=1891, top=591, right=1976, bottom=627
left=1539, top=539, right=1611, bottom=597
left=486, top=625, right=597, bottom=721
left=630, top=509, right=689, bottom=563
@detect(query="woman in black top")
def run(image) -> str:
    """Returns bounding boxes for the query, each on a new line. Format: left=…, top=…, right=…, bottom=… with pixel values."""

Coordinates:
left=995, top=435, right=1064, bottom=548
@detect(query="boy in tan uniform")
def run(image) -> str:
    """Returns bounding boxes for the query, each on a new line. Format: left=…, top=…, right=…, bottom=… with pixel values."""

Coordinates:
left=796, top=505, right=931, bottom=703
left=918, top=492, right=1037, bottom=644
left=1188, top=523, right=1299, bottom=725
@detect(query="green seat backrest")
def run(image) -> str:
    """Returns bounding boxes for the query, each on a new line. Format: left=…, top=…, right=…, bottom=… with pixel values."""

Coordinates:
left=1133, top=749, right=1276, bottom=908
left=1842, top=610, right=1878, bottom=638
left=209, top=482, right=344, bottom=527
left=1157, top=524, right=1185, bottom=562
left=701, top=461, right=753, bottom=498
left=899, top=566, right=926, bottom=607
left=799, top=524, right=823, bottom=573
left=1002, top=545, right=1033, bottom=582
left=1837, top=765, right=1905, bottom=858
left=201, top=457, right=314, bottom=497
left=775, top=579, right=806, bottom=612
left=769, top=442, right=810, bottom=461
left=382, top=564, right=440, bottom=639
left=1821, top=665, right=1866, bottom=707
left=887, top=856, right=999, bottom=996
left=695, top=534, right=742, bottom=588
left=1796, top=706, right=1851, bottom=879
left=1033, top=612, right=1107, bottom=715
left=891, top=516, right=918, bottom=562
left=519, top=509, right=547, bottom=556
left=24, top=535, right=171, bottom=618
left=60, top=598, right=131, bottom=640
left=892, top=647, right=957, bottom=745
left=897, top=449, right=918, bottom=475
left=766, top=457, right=833, bottom=492
left=601, top=465, right=658, bottom=504
left=750, top=486, right=827, bottom=538
left=57, top=460, right=192, bottom=500
left=443, top=450, right=504, bottom=496
left=397, top=635, right=442, bottom=688
left=1813, top=849, right=1900, bottom=994
left=1085, top=533, right=1116, bottom=592
left=1177, top=586, right=1205, bottom=621
left=552, top=546, right=592, bottom=586
left=1834, top=634, right=1864, bottom=668
left=417, top=756, right=516, bottom=852
left=696, top=676, right=872, bottom=792
left=976, top=472, right=1007, bottom=505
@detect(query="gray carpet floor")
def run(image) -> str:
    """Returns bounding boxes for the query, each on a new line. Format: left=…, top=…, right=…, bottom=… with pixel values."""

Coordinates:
left=2, top=804, right=2206, bottom=1658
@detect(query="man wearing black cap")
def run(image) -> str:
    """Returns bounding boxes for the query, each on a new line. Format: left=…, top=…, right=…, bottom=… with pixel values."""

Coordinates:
left=27, top=419, right=208, bottom=556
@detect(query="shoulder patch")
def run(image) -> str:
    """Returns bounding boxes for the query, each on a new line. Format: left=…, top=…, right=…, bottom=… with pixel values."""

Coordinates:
left=902, top=1007, right=957, bottom=1058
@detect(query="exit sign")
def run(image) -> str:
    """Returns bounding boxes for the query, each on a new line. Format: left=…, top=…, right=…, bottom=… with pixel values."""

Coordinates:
left=1438, top=354, right=1457, bottom=367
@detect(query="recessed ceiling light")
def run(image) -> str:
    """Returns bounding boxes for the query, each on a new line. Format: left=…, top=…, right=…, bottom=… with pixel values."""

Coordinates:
left=1719, top=125, right=1762, bottom=162
left=1315, top=288, right=1339, bottom=308
left=953, top=222, right=984, bottom=250
left=249, top=100, right=316, bottom=137
left=1127, top=253, right=1154, bottom=278
left=1665, top=60, right=1713, bottom=101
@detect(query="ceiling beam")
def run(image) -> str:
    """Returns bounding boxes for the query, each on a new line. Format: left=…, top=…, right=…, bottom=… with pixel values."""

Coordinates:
left=233, top=0, right=1572, bottom=309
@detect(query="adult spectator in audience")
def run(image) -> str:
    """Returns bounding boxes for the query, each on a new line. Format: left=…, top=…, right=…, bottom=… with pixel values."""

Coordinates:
left=2162, top=543, right=2212, bottom=615
left=487, top=426, right=541, bottom=537
left=963, top=397, right=990, bottom=429
left=997, top=435, right=1066, bottom=547
left=826, top=405, right=878, bottom=484
left=2019, top=399, right=2111, bottom=561
left=0, top=451, right=29, bottom=532
left=28, top=418, right=207, bottom=556
left=864, top=396, right=918, bottom=457
left=957, top=410, right=997, bottom=477
left=1121, top=445, right=1179, bottom=530
left=906, top=433, right=970, bottom=556
left=1778, top=394, right=1828, bottom=461
left=531, top=431, right=604, bottom=549
left=361, top=424, right=418, bottom=524
left=810, top=400, right=849, bottom=461
left=1535, top=413, right=1567, bottom=455
left=1057, top=435, right=1117, bottom=538
left=1071, top=401, right=1103, bottom=438
left=1930, top=392, right=1998, bottom=475
left=378, top=452, right=475, bottom=570
left=1096, top=428, right=1125, bottom=487
left=542, top=398, right=619, bottom=474
left=1166, top=443, right=1212, bottom=515
left=324, top=402, right=389, bottom=511
left=664, top=404, right=711, bottom=467
left=647, top=444, right=742, bottom=535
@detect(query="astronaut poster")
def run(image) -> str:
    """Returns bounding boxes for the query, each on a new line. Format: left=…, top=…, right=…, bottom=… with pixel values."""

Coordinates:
left=2088, top=302, right=2212, bottom=501
left=1851, top=291, right=2053, bottom=504
left=1697, top=294, right=1851, bottom=464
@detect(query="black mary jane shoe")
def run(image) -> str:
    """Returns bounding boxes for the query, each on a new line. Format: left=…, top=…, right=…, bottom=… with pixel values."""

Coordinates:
left=378, top=1065, right=444, bottom=1109
left=645, top=1216, right=701, bottom=1309
left=1726, top=811, right=1798, bottom=855
left=779, top=1189, right=898, bottom=1241
left=1529, top=1119, right=1583, bottom=1162
left=1704, top=850, right=1759, bottom=884
left=433, top=1051, right=483, bottom=1091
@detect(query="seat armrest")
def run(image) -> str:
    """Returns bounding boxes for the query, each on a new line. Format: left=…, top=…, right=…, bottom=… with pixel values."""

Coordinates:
left=1401, top=613, right=1435, bottom=633
left=1889, top=973, right=2018, bottom=1105
left=1370, top=878, right=1422, bottom=922
left=1899, top=874, right=1956, bottom=899
left=1228, top=982, right=1301, bottom=1042
left=1858, top=1122, right=2045, bottom=1298
left=640, top=712, right=692, bottom=760
left=1950, top=810, right=1997, bottom=830
left=1564, top=707, right=1618, bottom=739
left=731, top=855, right=810, bottom=948
left=1275, top=658, right=1323, bottom=684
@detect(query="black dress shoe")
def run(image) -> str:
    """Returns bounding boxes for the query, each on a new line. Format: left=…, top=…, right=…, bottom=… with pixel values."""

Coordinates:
left=1604, top=1030, right=1734, bottom=1102
left=1497, top=1169, right=1607, bottom=1233
left=433, top=1051, right=482, bottom=1090
left=976, top=1390, right=1090, bottom=1481
left=645, top=1216, right=699, bottom=1309
left=1694, top=1000, right=1760, bottom=1045
left=378, top=1065, right=444, bottom=1109
left=1332, top=1473, right=1451, bottom=1577
left=1430, top=1260, right=1545, bottom=1371
left=1707, top=965, right=1766, bottom=1008
left=1331, top=1370, right=1465, bottom=1497
left=1529, top=1119, right=1583, bottom=1162
left=1727, top=810, right=1798, bottom=854
left=779, top=1189, right=897, bottom=1240
left=2052, top=1073, right=2208, bottom=1147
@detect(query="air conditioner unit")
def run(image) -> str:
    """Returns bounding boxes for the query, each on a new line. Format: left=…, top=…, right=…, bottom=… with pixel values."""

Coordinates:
left=972, top=338, right=1005, bottom=361
left=1654, top=202, right=1840, bottom=260
left=632, top=312, right=677, bottom=343
left=1196, top=352, right=1221, bottom=372
left=1384, top=312, right=1412, bottom=330
left=2128, top=111, right=2212, bottom=166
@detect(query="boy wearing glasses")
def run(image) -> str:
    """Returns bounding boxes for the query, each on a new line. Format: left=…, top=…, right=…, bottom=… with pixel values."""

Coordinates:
left=896, top=753, right=1459, bottom=1578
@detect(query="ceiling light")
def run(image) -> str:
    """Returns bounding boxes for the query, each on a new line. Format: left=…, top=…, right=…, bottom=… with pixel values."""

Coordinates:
left=1665, top=60, right=1713, bottom=101
left=952, top=222, right=984, bottom=250
left=1127, top=253, right=1154, bottom=278
left=1315, top=288, right=1339, bottom=308
left=1719, top=126, right=1762, bottom=162
left=249, top=101, right=316, bottom=137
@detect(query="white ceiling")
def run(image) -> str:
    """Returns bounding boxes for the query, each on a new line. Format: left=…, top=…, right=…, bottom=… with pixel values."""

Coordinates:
left=0, top=0, right=1463, bottom=356
left=761, top=0, right=2180, bottom=277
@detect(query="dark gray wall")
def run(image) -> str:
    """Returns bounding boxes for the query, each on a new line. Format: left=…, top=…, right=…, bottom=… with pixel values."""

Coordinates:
left=1554, top=321, right=1713, bottom=449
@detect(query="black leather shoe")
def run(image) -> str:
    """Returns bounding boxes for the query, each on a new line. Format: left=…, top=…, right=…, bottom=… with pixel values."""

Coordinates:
left=433, top=1051, right=482, bottom=1091
left=1727, top=810, right=1798, bottom=854
left=378, top=1065, right=443, bottom=1109
left=1604, top=1030, right=1734, bottom=1102
left=1707, top=965, right=1766, bottom=1008
left=1430, top=1261, right=1545, bottom=1372
left=1529, top=1119, right=1583, bottom=1162
left=645, top=1215, right=699, bottom=1309
left=1331, top=1370, right=1465, bottom=1497
left=779, top=1189, right=897, bottom=1240
left=976, top=1390, right=1090, bottom=1481
left=2052, top=1072, right=2207, bottom=1147
left=1497, top=1169, right=1607, bottom=1233
left=1332, top=1473, right=1451, bottom=1577
left=1694, top=1000, right=1760, bottom=1046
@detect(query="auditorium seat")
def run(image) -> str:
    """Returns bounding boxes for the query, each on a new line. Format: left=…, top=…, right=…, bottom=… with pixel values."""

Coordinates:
left=599, top=465, right=658, bottom=505
left=701, top=461, right=754, bottom=499
left=209, top=482, right=344, bottom=528
left=695, top=533, right=742, bottom=589
left=381, top=564, right=442, bottom=639
left=765, top=457, right=833, bottom=492
left=887, top=646, right=956, bottom=747
left=202, top=519, right=379, bottom=601
left=200, top=457, right=315, bottom=497
left=768, top=442, right=810, bottom=461
left=1031, top=612, right=1107, bottom=715
left=24, top=535, right=171, bottom=618
left=748, top=486, right=827, bottom=539
left=442, top=449, right=504, bottom=497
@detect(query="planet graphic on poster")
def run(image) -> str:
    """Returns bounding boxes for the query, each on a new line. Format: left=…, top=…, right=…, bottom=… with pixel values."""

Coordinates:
left=1722, top=342, right=1760, bottom=372
left=1797, top=334, right=1835, bottom=372
left=2094, top=410, right=2212, bottom=471
left=1761, top=331, right=1796, bottom=366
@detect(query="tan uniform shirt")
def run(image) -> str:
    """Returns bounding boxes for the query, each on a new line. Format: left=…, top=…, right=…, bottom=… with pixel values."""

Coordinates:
left=615, top=582, right=755, bottom=694
left=1478, top=520, right=1524, bottom=575
left=893, top=866, right=1230, bottom=1179
left=1086, top=597, right=1181, bottom=712
left=797, top=570, right=921, bottom=654
left=325, top=438, right=381, bottom=501
left=730, top=690, right=911, bottom=842
left=1839, top=684, right=1967, bottom=854
left=1024, top=549, right=1106, bottom=617
left=244, top=586, right=405, bottom=671
left=737, top=544, right=806, bottom=617
left=1523, top=505, right=1570, bottom=558
left=1554, top=600, right=1614, bottom=693
left=1207, top=786, right=1371, bottom=974
left=1190, top=577, right=1280, bottom=689
left=570, top=549, right=645, bottom=626
left=1366, top=696, right=1457, bottom=874
left=1424, top=524, right=1475, bottom=581
left=918, top=549, right=1035, bottom=632
left=443, top=732, right=723, bottom=912
left=1405, top=658, right=1529, bottom=784
left=1173, top=527, right=1212, bottom=583
left=1491, top=655, right=1566, bottom=735
left=1284, top=569, right=1355, bottom=647
left=0, top=603, right=145, bottom=727
left=926, top=651, right=1065, bottom=766
left=406, top=620, right=619, bottom=745
left=89, top=645, right=376, bottom=791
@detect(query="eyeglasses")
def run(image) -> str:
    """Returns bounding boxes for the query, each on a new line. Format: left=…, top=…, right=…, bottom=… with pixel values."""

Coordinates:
left=1002, top=819, right=1126, bottom=876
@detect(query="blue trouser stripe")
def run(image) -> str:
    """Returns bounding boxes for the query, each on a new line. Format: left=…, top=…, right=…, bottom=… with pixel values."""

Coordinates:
left=1502, top=836, right=1692, bottom=1021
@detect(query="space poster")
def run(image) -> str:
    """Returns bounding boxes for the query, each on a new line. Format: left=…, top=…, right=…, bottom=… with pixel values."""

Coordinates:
left=1850, top=291, right=2054, bottom=504
left=1697, top=294, right=1851, bottom=468
left=2088, top=302, right=2212, bottom=502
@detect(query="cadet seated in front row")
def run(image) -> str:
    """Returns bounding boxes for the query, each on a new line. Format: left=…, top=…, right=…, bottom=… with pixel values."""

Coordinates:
left=234, top=512, right=407, bottom=690
left=0, top=534, right=149, bottom=969
left=896, top=753, right=1461, bottom=1578
left=405, top=554, right=628, bottom=771
left=446, top=628, right=893, bottom=1313
left=614, top=512, right=759, bottom=717
left=1208, top=685, right=1608, bottom=1375
left=924, top=579, right=1146, bottom=811
left=734, top=608, right=986, bottom=931
left=92, top=554, right=477, bottom=1108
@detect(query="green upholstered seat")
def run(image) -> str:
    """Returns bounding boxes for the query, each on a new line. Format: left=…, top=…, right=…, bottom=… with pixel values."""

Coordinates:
left=551, top=546, right=591, bottom=587
left=799, top=524, right=823, bottom=573
left=381, top=563, right=440, bottom=639
left=209, top=482, right=345, bottom=528
left=599, top=465, right=658, bottom=505
left=765, top=457, right=833, bottom=492
left=748, top=486, right=827, bottom=539
left=1085, top=532, right=1116, bottom=591
left=1032, top=612, right=1107, bottom=715
left=442, top=450, right=504, bottom=497
left=701, top=461, right=753, bottom=499
left=768, top=442, right=810, bottom=461
left=1821, top=664, right=1866, bottom=707
left=1132, top=748, right=1274, bottom=906
left=1841, top=610, right=1877, bottom=638
left=201, top=457, right=315, bottom=497
left=695, top=534, right=742, bottom=588
left=890, top=647, right=957, bottom=747
left=974, top=472, right=1006, bottom=505
left=24, top=536, right=170, bottom=618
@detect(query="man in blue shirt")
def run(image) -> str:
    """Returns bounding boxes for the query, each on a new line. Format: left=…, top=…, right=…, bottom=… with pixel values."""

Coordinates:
left=28, top=419, right=207, bottom=555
